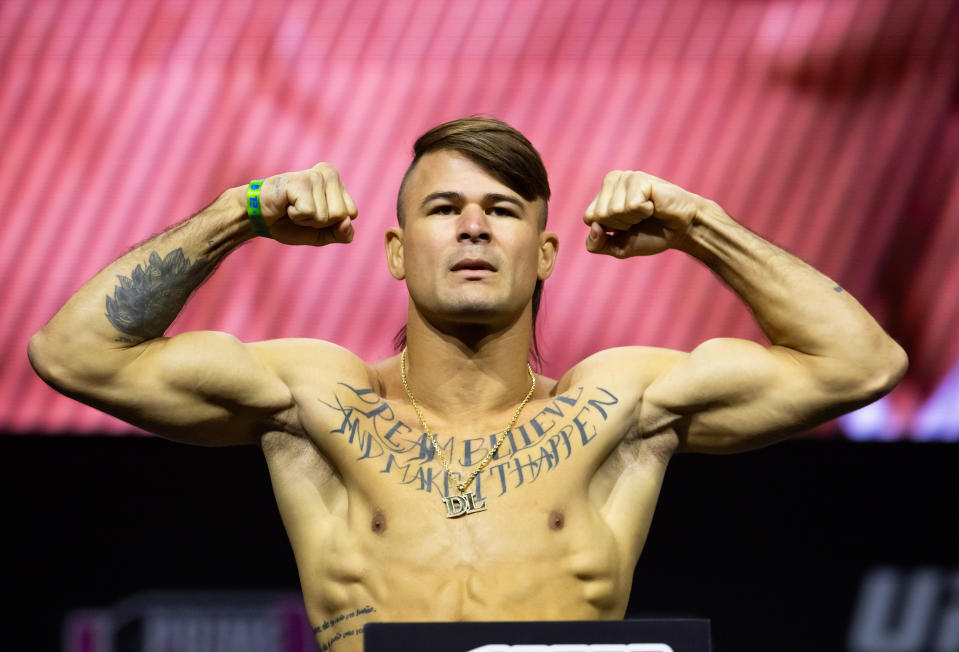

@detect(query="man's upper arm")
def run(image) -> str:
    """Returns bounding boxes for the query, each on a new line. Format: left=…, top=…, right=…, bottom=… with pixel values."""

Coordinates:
left=638, top=337, right=871, bottom=453
left=65, top=331, right=296, bottom=445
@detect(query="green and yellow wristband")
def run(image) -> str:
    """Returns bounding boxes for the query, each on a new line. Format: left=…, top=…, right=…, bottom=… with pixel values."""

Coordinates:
left=246, top=178, right=270, bottom=237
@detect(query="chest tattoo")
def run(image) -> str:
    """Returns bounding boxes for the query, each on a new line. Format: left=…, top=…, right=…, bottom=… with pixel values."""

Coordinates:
left=317, top=385, right=620, bottom=502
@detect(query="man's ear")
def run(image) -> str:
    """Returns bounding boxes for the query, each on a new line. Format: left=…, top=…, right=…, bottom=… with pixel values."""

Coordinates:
left=538, top=231, right=559, bottom=280
left=385, top=227, right=405, bottom=280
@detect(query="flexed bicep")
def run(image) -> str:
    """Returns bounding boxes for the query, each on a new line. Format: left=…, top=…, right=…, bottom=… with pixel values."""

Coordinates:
left=92, top=332, right=294, bottom=445
left=640, top=338, right=848, bottom=453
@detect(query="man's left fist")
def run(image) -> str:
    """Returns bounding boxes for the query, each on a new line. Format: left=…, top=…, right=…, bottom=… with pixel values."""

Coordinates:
left=583, top=170, right=706, bottom=258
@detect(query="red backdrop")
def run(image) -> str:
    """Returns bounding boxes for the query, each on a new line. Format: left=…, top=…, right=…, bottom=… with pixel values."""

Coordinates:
left=2, top=0, right=957, bottom=438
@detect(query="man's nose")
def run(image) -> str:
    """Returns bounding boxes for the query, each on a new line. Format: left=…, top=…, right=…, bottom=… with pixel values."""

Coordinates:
left=457, top=206, right=491, bottom=242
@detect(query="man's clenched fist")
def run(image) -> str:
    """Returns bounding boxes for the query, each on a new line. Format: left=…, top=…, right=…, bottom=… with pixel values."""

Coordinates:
left=256, top=163, right=358, bottom=246
left=583, top=170, right=709, bottom=258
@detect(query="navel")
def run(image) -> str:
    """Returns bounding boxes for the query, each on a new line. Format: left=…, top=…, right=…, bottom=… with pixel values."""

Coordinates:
left=548, top=509, right=565, bottom=531
left=371, top=509, right=388, bottom=534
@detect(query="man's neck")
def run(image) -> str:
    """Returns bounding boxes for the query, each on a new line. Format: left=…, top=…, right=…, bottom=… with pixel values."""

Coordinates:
left=402, top=310, right=535, bottom=420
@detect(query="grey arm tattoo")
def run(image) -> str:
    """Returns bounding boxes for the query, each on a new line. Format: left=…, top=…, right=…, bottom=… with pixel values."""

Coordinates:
left=105, top=249, right=211, bottom=339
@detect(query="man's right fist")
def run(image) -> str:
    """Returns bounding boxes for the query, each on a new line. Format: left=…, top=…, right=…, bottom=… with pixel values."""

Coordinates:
left=256, top=163, right=358, bottom=246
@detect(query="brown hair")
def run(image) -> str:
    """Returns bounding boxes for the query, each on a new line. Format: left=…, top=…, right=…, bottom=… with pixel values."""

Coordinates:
left=393, top=116, right=551, bottom=367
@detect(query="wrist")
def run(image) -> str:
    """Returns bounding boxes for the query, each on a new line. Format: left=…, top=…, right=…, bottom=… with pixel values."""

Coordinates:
left=217, top=184, right=250, bottom=217
left=674, top=199, right=735, bottom=264
left=245, top=178, right=270, bottom=237
left=219, top=184, right=263, bottom=237
left=199, top=185, right=259, bottom=247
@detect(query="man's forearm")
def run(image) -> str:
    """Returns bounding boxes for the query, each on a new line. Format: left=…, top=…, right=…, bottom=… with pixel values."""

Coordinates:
left=29, top=186, right=251, bottom=378
left=679, top=201, right=906, bottom=376
left=105, top=187, right=251, bottom=343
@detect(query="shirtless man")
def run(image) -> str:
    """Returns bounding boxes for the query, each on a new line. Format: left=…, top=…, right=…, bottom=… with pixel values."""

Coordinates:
left=29, top=117, right=907, bottom=651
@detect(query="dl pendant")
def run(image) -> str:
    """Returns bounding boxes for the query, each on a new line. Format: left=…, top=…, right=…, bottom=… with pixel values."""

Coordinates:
left=442, top=492, right=487, bottom=518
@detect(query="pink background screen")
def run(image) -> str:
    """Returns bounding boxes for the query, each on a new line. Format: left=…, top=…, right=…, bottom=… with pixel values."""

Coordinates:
left=2, top=0, right=957, bottom=438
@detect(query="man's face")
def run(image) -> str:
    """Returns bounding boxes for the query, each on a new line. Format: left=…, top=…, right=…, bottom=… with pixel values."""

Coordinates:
left=386, top=150, right=557, bottom=329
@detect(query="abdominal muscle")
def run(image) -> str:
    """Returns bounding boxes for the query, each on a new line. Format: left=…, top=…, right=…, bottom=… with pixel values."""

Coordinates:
left=282, top=471, right=633, bottom=652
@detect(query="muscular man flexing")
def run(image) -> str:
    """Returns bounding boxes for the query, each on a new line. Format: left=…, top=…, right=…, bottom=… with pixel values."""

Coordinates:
left=29, top=117, right=907, bottom=651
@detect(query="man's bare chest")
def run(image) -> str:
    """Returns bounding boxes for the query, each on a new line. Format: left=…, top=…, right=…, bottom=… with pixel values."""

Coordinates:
left=263, top=378, right=670, bottom=627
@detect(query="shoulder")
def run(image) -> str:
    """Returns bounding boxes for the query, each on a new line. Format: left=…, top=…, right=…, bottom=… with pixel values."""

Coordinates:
left=540, top=347, right=689, bottom=464
left=250, top=338, right=381, bottom=392
left=553, top=346, right=685, bottom=397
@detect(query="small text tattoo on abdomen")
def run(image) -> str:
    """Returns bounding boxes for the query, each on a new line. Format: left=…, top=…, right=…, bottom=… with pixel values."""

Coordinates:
left=313, top=605, right=376, bottom=651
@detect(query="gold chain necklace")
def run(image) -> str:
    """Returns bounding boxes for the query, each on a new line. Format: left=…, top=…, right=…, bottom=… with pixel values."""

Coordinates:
left=400, top=347, right=536, bottom=518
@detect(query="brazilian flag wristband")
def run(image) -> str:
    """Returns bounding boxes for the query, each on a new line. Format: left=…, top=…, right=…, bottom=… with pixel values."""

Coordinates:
left=246, top=178, right=270, bottom=237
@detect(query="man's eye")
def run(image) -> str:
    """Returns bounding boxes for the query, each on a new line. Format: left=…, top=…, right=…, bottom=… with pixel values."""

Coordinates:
left=431, top=205, right=456, bottom=215
left=487, top=206, right=516, bottom=217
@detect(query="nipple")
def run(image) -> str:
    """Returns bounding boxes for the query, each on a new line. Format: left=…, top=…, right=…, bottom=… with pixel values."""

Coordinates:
left=371, top=509, right=388, bottom=534
left=548, top=510, right=565, bottom=531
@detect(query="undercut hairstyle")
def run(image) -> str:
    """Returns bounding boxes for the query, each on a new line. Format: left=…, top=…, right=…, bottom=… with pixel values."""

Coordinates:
left=393, top=116, right=552, bottom=368
left=396, top=116, right=551, bottom=227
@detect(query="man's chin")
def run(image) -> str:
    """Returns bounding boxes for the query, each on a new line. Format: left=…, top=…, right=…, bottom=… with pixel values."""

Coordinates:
left=424, top=301, right=521, bottom=329
left=438, top=304, right=502, bottom=323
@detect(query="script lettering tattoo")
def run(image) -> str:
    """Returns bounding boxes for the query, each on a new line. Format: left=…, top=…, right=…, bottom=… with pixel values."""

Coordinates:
left=319, top=385, right=620, bottom=500
left=313, top=605, right=375, bottom=651
left=104, top=249, right=210, bottom=339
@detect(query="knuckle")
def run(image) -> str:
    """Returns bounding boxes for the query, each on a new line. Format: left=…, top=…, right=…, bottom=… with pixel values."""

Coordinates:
left=316, top=162, right=340, bottom=181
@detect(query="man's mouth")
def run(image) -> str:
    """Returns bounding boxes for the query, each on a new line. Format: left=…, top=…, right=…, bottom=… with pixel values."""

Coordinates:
left=450, top=259, right=497, bottom=272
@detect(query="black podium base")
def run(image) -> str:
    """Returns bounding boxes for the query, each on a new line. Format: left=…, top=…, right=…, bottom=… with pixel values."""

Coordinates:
left=364, top=618, right=712, bottom=652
